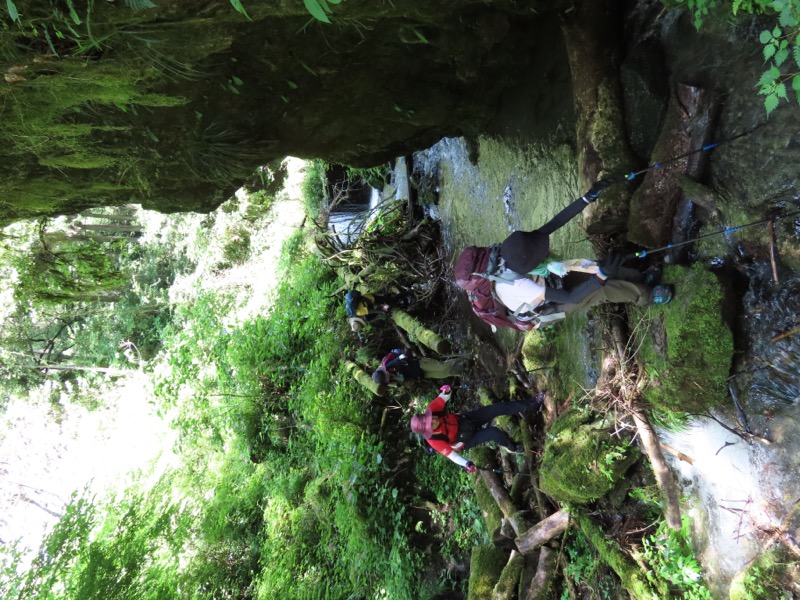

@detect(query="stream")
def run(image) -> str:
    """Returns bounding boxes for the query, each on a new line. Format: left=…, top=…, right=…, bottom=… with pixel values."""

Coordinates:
left=410, top=134, right=800, bottom=595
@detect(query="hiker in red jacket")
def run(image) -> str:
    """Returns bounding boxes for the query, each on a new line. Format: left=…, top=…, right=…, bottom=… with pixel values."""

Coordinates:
left=410, top=386, right=542, bottom=472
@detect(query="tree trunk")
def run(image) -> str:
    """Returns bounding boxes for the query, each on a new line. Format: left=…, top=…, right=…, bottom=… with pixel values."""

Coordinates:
left=492, top=550, right=524, bottom=600
left=524, top=545, right=558, bottom=600
left=479, top=470, right=532, bottom=536
left=515, top=509, right=569, bottom=556
left=560, top=0, right=637, bottom=235
left=390, top=309, right=451, bottom=354
left=630, top=406, right=682, bottom=530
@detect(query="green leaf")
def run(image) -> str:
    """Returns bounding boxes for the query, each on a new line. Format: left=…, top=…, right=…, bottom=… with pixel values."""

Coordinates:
left=759, top=29, right=773, bottom=44
left=229, top=0, right=251, bottom=20
left=413, top=28, right=429, bottom=44
left=772, top=25, right=782, bottom=37
left=66, top=0, right=82, bottom=24
left=763, top=44, right=777, bottom=60
left=779, top=6, right=797, bottom=27
left=303, top=0, right=331, bottom=23
left=775, top=47, right=789, bottom=65
left=776, top=82, right=788, bottom=99
left=794, top=43, right=800, bottom=68
left=756, top=67, right=779, bottom=87
left=765, top=92, right=780, bottom=115
left=792, top=74, right=800, bottom=93
left=286, top=79, right=298, bottom=90
left=6, top=0, right=19, bottom=22
left=231, top=75, right=243, bottom=86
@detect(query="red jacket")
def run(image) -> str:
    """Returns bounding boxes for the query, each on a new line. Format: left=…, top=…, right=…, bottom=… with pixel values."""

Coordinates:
left=424, top=395, right=469, bottom=466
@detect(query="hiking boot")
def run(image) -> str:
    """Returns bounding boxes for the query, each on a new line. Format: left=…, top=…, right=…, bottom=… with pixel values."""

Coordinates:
left=652, top=284, right=674, bottom=305
left=523, top=392, right=545, bottom=413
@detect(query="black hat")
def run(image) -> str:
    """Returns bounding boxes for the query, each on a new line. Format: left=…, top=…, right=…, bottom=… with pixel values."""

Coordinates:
left=500, top=230, right=549, bottom=274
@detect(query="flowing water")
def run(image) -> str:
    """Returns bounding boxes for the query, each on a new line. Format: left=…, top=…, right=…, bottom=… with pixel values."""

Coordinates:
left=661, top=263, right=800, bottom=595
left=413, top=134, right=800, bottom=595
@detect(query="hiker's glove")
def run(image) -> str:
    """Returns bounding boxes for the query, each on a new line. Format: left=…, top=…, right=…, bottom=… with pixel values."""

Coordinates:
left=585, top=178, right=613, bottom=201
left=597, top=255, right=623, bottom=279
left=465, top=461, right=477, bottom=474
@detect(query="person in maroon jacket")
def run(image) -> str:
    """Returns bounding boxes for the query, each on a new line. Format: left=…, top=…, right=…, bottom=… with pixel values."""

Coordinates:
left=410, top=386, right=541, bottom=473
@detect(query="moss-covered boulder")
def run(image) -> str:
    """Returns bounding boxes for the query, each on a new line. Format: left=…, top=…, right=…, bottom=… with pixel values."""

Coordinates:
left=467, top=545, right=508, bottom=600
left=539, top=408, right=639, bottom=504
left=633, top=263, right=734, bottom=413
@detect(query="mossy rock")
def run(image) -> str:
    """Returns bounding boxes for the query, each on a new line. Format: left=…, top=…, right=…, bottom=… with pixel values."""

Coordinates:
left=633, top=263, right=733, bottom=413
left=539, top=408, right=639, bottom=504
left=467, top=545, right=508, bottom=600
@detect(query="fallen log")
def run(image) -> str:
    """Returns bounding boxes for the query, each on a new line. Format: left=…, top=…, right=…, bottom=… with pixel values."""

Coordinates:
left=523, top=545, right=558, bottom=600
left=573, top=512, right=666, bottom=599
left=630, top=407, right=682, bottom=530
left=492, top=550, right=524, bottom=600
left=479, top=471, right=532, bottom=537
left=390, top=309, right=451, bottom=354
left=515, top=510, right=570, bottom=556
left=344, top=360, right=385, bottom=396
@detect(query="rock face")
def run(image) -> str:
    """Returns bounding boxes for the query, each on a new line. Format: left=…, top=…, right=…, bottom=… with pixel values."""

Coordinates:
left=0, top=0, right=552, bottom=222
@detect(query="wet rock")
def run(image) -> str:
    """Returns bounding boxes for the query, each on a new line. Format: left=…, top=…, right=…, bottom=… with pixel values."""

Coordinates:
left=627, top=83, right=721, bottom=248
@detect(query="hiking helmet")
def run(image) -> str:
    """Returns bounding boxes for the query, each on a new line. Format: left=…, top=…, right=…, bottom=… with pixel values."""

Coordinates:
left=372, top=368, right=390, bottom=384
left=349, top=317, right=367, bottom=332
left=500, top=230, right=549, bottom=275
left=410, top=409, right=434, bottom=438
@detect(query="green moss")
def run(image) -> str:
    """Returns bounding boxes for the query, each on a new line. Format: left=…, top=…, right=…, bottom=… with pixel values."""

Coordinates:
left=539, top=408, right=639, bottom=504
left=467, top=545, right=508, bottom=600
left=471, top=446, right=503, bottom=535
left=632, top=263, right=733, bottom=413
left=573, top=512, right=665, bottom=600
left=729, top=547, right=796, bottom=599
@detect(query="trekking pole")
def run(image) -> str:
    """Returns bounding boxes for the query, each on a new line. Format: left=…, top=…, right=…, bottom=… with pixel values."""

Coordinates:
left=625, top=207, right=800, bottom=260
left=477, top=466, right=516, bottom=474
left=608, top=125, right=764, bottom=185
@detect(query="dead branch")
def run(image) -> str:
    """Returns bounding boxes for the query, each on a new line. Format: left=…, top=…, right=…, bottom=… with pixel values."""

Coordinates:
left=479, top=470, right=532, bottom=537
left=515, top=510, right=570, bottom=556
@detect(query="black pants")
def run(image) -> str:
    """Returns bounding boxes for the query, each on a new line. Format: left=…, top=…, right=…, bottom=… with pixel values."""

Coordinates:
left=456, top=400, right=531, bottom=452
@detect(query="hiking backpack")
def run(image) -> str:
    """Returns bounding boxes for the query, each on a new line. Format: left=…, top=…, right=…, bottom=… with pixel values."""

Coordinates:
left=453, top=245, right=535, bottom=332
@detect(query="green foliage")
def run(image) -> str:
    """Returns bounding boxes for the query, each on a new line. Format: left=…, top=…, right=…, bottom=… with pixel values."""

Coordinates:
left=634, top=264, right=734, bottom=414
left=539, top=408, right=639, bottom=504
left=729, top=546, right=796, bottom=598
left=301, top=158, right=329, bottom=218
left=666, top=0, right=800, bottom=113
left=561, top=529, right=624, bottom=600
left=640, top=517, right=713, bottom=598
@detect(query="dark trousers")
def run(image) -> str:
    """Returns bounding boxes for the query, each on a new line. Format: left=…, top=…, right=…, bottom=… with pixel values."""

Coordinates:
left=457, top=400, right=530, bottom=452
